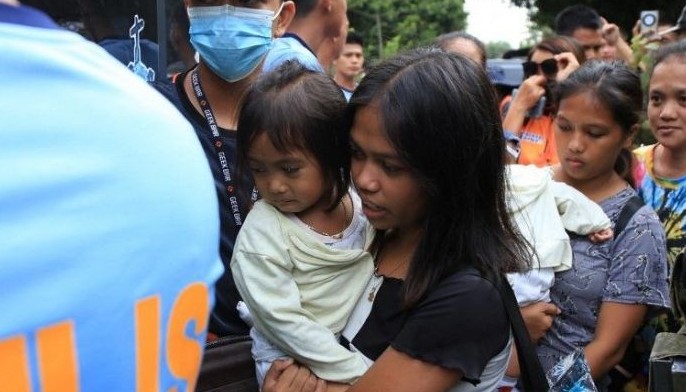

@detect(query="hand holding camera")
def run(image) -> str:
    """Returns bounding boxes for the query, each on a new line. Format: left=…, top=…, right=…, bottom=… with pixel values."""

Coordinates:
left=512, top=52, right=577, bottom=118
left=640, top=10, right=659, bottom=36
left=511, top=75, right=546, bottom=118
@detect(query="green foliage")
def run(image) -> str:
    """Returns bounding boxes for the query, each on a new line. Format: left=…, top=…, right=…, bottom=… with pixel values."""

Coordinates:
left=519, top=9, right=554, bottom=49
left=509, top=0, right=683, bottom=37
left=630, top=35, right=660, bottom=146
left=348, top=0, right=467, bottom=65
left=486, top=41, right=512, bottom=58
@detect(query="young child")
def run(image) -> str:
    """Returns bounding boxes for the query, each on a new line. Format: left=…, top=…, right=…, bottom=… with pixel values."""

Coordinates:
left=505, top=163, right=614, bottom=307
left=230, top=60, right=373, bottom=388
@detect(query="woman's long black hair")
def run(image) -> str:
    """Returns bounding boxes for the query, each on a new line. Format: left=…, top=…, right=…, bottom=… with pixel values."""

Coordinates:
left=348, top=48, right=530, bottom=308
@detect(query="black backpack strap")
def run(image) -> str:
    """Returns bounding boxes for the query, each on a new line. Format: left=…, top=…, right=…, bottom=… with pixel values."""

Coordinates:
left=614, top=196, right=645, bottom=237
left=493, top=275, right=550, bottom=391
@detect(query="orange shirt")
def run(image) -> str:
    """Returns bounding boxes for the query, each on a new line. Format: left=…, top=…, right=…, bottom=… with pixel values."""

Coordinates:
left=500, top=96, right=558, bottom=167
left=518, top=115, right=558, bottom=167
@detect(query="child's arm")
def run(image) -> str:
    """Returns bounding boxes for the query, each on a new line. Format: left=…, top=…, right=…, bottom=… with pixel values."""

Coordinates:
left=551, top=181, right=612, bottom=234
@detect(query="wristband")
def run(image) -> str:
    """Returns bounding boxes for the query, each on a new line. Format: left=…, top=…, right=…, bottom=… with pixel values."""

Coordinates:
left=503, top=130, right=521, bottom=160
left=503, top=130, right=521, bottom=146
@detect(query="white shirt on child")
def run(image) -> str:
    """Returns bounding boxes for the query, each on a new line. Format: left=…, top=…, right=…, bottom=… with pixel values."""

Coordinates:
left=231, top=190, right=374, bottom=384
left=506, top=164, right=611, bottom=305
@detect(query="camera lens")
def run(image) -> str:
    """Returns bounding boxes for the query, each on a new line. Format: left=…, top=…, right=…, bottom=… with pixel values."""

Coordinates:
left=642, top=14, right=657, bottom=27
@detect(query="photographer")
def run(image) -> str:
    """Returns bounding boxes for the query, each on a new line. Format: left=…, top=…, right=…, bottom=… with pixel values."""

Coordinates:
left=501, top=36, right=585, bottom=167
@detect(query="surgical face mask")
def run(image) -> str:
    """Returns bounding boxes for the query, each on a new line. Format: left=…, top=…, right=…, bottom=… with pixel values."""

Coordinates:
left=188, top=3, right=284, bottom=82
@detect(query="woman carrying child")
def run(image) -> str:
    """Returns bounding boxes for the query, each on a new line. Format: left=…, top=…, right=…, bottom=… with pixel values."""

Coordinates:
left=525, top=60, right=670, bottom=391
left=263, top=48, right=532, bottom=391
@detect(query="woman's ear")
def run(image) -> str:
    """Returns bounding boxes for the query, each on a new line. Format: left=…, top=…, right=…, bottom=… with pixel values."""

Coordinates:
left=273, top=1, right=295, bottom=38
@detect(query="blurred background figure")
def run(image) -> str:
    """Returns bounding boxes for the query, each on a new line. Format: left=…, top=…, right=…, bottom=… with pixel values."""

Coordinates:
left=316, top=13, right=349, bottom=74
left=555, top=5, right=603, bottom=60
left=435, top=30, right=487, bottom=69
left=655, top=5, right=686, bottom=44
left=332, top=31, right=364, bottom=101
left=599, top=17, right=632, bottom=63
left=500, top=36, right=585, bottom=167
left=264, top=0, right=349, bottom=73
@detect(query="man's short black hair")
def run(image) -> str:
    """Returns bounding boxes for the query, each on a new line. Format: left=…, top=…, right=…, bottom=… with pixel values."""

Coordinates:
left=554, top=5, right=602, bottom=36
left=292, top=0, right=318, bottom=18
left=346, top=31, right=364, bottom=47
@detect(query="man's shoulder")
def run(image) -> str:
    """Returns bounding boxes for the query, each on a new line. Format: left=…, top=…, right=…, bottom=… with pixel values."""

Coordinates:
left=264, top=37, right=323, bottom=73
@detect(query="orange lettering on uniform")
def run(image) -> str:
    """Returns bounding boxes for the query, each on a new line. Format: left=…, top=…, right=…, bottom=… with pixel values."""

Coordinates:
left=0, top=335, right=32, bottom=392
left=36, top=321, right=79, bottom=392
left=135, top=295, right=161, bottom=392
left=166, top=283, right=209, bottom=392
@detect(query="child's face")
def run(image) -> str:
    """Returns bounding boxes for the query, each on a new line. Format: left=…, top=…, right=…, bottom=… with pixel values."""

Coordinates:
left=247, top=133, right=328, bottom=214
left=349, top=105, right=426, bottom=237
left=554, top=91, right=629, bottom=186
left=648, top=58, right=686, bottom=151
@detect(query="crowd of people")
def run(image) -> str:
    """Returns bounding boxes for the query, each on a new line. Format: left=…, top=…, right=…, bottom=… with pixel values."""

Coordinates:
left=2, top=0, right=686, bottom=391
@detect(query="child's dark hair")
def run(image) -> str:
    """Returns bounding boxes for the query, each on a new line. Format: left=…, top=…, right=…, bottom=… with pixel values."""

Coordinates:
left=651, top=40, right=686, bottom=77
left=555, top=60, right=642, bottom=186
left=237, top=60, right=349, bottom=210
left=348, top=48, right=530, bottom=308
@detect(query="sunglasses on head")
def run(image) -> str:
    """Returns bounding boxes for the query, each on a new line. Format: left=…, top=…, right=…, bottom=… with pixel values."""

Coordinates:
left=522, top=58, right=558, bottom=78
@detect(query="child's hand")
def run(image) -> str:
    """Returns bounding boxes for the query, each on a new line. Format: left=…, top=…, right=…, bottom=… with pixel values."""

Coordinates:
left=589, top=227, right=613, bottom=243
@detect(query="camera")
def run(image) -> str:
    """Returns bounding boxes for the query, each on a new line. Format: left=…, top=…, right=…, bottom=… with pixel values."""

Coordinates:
left=511, top=89, right=546, bottom=118
left=511, top=78, right=556, bottom=119
left=640, top=10, right=659, bottom=35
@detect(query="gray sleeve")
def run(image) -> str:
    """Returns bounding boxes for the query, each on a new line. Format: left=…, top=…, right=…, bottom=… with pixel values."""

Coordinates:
left=603, top=206, right=670, bottom=308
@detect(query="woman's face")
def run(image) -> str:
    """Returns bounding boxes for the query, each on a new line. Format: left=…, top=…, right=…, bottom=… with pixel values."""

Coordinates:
left=648, top=58, right=686, bottom=151
left=554, top=90, right=630, bottom=186
left=526, top=49, right=556, bottom=79
left=349, top=105, right=427, bottom=237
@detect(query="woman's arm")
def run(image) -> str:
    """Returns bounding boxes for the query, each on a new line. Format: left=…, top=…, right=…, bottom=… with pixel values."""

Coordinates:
left=301, top=348, right=463, bottom=392
left=262, top=359, right=327, bottom=392
left=520, top=301, right=560, bottom=342
left=265, top=348, right=461, bottom=392
left=344, top=347, right=462, bottom=392
left=507, top=301, right=560, bottom=378
left=584, top=302, right=647, bottom=379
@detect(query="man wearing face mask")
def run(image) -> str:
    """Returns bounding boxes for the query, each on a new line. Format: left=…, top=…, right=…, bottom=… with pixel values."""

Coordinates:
left=153, top=0, right=295, bottom=338
left=263, top=0, right=348, bottom=73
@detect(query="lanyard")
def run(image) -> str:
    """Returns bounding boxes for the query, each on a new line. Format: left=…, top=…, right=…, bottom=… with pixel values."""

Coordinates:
left=190, top=69, right=254, bottom=227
